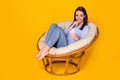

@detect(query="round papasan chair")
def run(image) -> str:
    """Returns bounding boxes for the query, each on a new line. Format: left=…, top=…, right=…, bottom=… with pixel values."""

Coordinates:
left=37, top=20, right=99, bottom=76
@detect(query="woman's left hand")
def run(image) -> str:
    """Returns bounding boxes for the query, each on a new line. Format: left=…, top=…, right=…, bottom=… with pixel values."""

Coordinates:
left=69, top=32, right=79, bottom=40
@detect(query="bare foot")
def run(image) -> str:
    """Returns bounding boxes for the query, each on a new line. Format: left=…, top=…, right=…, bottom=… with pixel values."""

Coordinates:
left=36, top=43, right=47, bottom=59
left=36, top=50, right=42, bottom=59
left=38, top=51, right=49, bottom=60
left=36, top=45, right=50, bottom=60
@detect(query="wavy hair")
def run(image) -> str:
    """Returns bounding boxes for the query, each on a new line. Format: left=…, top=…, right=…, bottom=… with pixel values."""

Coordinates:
left=73, top=6, right=88, bottom=30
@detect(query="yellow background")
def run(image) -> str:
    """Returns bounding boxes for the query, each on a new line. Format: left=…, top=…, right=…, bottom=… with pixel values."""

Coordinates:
left=0, top=0, right=120, bottom=80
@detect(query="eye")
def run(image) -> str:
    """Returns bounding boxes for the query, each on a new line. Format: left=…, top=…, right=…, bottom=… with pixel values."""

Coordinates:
left=80, top=15, right=84, bottom=17
left=76, top=14, right=79, bottom=16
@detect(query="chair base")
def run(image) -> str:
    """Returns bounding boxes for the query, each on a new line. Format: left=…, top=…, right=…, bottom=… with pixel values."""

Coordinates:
left=42, top=51, right=85, bottom=76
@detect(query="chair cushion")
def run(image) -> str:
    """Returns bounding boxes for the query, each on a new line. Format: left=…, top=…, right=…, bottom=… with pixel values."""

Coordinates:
left=38, top=21, right=97, bottom=55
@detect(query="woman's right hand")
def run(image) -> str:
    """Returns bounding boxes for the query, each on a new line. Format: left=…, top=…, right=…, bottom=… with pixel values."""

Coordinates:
left=68, top=21, right=80, bottom=31
left=72, top=21, right=80, bottom=26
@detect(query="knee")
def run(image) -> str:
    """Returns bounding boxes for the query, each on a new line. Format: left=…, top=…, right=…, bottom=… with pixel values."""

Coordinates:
left=57, top=27, right=63, bottom=31
left=50, top=23, right=58, bottom=28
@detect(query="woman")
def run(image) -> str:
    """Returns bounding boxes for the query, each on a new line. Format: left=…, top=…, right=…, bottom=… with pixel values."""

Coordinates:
left=36, top=6, right=89, bottom=60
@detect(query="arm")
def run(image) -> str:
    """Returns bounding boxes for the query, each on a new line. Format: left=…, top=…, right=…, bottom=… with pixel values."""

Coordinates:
left=68, top=21, right=80, bottom=31
left=68, top=24, right=75, bottom=31
left=81, top=26, right=89, bottom=38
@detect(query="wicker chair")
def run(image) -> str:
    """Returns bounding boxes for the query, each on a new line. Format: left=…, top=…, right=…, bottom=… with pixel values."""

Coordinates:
left=37, top=21, right=99, bottom=76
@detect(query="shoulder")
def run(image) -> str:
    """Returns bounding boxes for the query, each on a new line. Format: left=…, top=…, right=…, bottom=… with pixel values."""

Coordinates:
left=83, top=25, right=89, bottom=30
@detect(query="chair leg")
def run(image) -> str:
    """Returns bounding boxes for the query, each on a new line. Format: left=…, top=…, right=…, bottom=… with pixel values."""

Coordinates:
left=76, top=57, right=81, bottom=72
left=48, top=57, right=53, bottom=73
left=64, top=58, right=70, bottom=74
left=76, top=51, right=85, bottom=72
left=42, top=58, right=46, bottom=68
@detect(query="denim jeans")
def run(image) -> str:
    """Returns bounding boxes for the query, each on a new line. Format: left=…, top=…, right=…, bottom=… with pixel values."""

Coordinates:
left=44, top=24, right=68, bottom=48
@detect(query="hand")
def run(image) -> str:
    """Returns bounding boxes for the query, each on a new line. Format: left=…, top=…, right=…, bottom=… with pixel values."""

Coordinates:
left=72, top=21, right=80, bottom=26
left=68, top=21, right=80, bottom=31
left=69, top=32, right=79, bottom=41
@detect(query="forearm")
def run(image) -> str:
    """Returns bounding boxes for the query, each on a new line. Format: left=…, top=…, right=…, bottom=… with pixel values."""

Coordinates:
left=69, top=24, right=74, bottom=30
left=68, top=23, right=75, bottom=31
left=69, top=32, right=79, bottom=41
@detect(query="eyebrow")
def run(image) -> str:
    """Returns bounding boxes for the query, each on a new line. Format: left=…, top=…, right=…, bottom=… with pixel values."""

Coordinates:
left=76, top=14, right=84, bottom=16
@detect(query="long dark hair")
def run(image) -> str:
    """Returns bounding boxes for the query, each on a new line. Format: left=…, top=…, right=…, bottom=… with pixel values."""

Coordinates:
left=73, top=6, right=88, bottom=30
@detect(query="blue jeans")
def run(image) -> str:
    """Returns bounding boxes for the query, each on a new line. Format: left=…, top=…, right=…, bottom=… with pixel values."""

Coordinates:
left=44, top=24, right=68, bottom=48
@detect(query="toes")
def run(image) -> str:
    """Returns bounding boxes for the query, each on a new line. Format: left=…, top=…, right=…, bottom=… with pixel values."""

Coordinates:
left=38, top=52, right=48, bottom=60
left=36, top=51, right=41, bottom=58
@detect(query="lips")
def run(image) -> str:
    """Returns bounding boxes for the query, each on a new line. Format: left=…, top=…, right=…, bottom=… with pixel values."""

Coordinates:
left=77, top=19, right=81, bottom=22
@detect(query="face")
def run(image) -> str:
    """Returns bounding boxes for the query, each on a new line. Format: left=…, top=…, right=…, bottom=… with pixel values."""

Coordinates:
left=75, top=11, right=85, bottom=23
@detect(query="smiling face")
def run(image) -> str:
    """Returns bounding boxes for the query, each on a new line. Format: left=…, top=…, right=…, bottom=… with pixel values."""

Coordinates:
left=73, top=6, right=88, bottom=26
left=75, top=10, right=85, bottom=24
